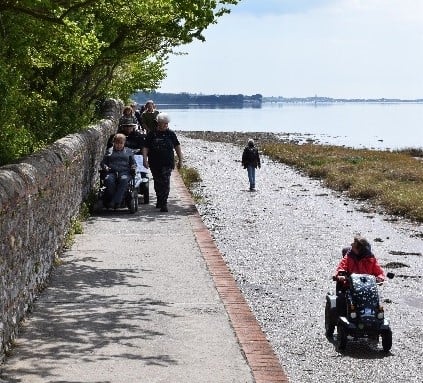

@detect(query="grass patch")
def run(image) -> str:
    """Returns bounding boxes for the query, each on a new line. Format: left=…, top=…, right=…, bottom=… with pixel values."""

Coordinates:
left=179, top=166, right=203, bottom=203
left=64, top=202, right=91, bottom=249
left=181, top=131, right=423, bottom=222
left=64, top=217, right=83, bottom=249
left=180, top=166, right=202, bottom=187
left=261, top=142, right=423, bottom=222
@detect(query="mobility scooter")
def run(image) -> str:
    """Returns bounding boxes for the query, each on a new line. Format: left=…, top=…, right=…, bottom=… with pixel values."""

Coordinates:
left=325, top=271, right=394, bottom=352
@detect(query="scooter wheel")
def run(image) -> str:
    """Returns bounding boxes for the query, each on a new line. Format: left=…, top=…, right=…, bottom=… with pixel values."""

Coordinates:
left=337, top=324, right=347, bottom=351
left=325, top=301, right=336, bottom=337
left=381, top=329, right=392, bottom=352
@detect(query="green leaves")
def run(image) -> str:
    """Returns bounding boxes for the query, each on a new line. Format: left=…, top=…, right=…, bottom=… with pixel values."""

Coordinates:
left=0, top=0, right=240, bottom=165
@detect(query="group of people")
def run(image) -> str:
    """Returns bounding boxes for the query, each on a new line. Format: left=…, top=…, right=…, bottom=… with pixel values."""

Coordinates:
left=100, top=100, right=183, bottom=212
left=101, top=106, right=386, bottom=291
left=117, top=100, right=159, bottom=134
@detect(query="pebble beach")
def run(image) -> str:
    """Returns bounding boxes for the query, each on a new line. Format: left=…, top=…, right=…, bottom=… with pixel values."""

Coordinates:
left=179, top=132, right=423, bottom=383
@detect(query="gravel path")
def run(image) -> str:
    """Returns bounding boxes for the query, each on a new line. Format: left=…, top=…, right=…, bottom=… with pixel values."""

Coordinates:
left=179, top=133, right=423, bottom=383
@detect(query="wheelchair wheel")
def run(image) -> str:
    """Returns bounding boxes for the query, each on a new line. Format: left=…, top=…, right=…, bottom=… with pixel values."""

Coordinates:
left=139, top=181, right=149, bottom=204
left=381, top=329, right=392, bottom=352
left=129, top=195, right=138, bottom=213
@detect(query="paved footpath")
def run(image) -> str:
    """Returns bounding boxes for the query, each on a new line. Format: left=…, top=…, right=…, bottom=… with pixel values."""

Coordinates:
left=0, top=171, right=288, bottom=383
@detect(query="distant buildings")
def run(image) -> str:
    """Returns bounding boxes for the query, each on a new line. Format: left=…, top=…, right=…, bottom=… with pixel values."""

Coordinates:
left=133, top=91, right=423, bottom=108
left=133, top=92, right=263, bottom=108
left=262, top=95, right=423, bottom=104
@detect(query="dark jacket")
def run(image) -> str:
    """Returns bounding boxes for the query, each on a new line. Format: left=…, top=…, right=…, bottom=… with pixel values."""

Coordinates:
left=242, top=145, right=261, bottom=168
left=144, top=129, right=180, bottom=169
left=107, top=131, right=145, bottom=152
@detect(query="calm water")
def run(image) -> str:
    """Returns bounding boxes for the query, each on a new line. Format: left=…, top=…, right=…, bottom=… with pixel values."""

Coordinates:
left=161, top=103, right=423, bottom=150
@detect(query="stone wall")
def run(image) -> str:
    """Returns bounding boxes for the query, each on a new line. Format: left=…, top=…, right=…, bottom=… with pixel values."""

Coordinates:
left=0, top=99, right=122, bottom=359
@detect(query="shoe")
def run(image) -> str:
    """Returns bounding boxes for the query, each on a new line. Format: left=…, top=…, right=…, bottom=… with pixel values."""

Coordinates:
left=160, top=205, right=168, bottom=212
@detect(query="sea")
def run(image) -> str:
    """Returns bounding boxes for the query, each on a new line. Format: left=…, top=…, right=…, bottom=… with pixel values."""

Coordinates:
left=160, top=102, right=423, bottom=150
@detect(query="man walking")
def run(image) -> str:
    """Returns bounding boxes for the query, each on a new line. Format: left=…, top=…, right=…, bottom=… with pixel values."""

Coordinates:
left=242, top=138, right=261, bottom=191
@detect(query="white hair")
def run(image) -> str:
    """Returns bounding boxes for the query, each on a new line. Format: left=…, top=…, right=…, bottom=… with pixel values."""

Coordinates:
left=157, top=112, right=170, bottom=124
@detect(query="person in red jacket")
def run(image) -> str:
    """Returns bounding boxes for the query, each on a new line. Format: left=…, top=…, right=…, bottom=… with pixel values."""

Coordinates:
left=334, top=235, right=385, bottom=283
left=333, top=235, right=385, bottom=319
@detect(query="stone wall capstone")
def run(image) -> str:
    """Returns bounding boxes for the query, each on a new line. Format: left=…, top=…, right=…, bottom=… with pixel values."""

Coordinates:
left=0, top=99, right=122, bottom=359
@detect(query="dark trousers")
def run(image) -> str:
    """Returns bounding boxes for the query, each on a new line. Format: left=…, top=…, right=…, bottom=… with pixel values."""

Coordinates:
left=104, top=172, right=130, bottom=206
left=150, top=166, right=172, bottom=207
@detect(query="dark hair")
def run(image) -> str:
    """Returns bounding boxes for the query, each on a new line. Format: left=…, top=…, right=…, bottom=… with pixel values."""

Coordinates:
left=353, top=235, right=372, bottom=256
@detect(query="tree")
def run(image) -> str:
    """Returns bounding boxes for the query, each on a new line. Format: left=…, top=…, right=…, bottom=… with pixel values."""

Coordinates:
left=0, top=0, right=239, bottom=165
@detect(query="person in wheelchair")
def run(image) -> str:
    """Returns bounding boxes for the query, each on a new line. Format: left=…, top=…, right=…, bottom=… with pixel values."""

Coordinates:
left=106, top=119, right=150, bottom=203
left=100, top=133, right=136, bottom=209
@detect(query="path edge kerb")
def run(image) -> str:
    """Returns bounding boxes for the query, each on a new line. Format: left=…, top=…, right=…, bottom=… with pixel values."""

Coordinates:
left=173, top=171, right=289, bottom=383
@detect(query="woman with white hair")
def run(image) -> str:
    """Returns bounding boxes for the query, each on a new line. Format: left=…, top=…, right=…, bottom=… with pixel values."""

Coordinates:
left=142, top=113, right=183, bottom=212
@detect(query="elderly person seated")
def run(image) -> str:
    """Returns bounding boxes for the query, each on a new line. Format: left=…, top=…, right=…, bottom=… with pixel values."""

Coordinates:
left=100, top=133, right=136, bottom=209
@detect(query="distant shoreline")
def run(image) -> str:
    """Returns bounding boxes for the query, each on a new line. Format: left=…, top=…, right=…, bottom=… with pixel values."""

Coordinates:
left=158, top=100, right=423, bottom=108
left=263, top=98, right=423, bottom=104
left=134, top=91, right=423, bottom=107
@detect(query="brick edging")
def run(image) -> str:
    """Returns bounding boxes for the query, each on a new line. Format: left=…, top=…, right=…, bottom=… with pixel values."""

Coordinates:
left=173, top=171, right=289, bottom=383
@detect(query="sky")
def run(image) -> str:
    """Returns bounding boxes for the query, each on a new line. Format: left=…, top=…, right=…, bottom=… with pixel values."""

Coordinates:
left=157, top=0, right=423, bottom=99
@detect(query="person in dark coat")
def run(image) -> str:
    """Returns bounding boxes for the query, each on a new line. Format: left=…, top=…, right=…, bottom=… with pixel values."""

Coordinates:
left=242, top=138, right=261, bottom=191
left=142, top=113, right=183, bottom=212
left=107, top=118, right=145, bottom=153
left=141, top=100, right=159, bottom=133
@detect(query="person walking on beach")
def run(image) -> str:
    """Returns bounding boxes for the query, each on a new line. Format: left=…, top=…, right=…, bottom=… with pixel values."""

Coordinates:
left=242, top=138, right=261, bottom=191
left=142, top=112, right=183, bottom=212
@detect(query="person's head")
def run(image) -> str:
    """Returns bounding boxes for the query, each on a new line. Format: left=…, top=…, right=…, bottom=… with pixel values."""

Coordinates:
left=157, top=112, right=170, bottom=131
left=122, top=106, right=133, bottom=116
left=145, top=100, right=155, bottom=112
left=248, top=138, right=254, bottom=147
left=113, top=133, right=126, bottom=150
left=120, top=122, right=136, bottom=135
left=351, top=235, right=372, bottom=257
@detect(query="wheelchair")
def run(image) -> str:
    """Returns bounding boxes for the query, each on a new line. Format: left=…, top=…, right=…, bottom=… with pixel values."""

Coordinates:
left=133, top=154, right=150, bottom=204
left=94, top=169, right=139, bottom=213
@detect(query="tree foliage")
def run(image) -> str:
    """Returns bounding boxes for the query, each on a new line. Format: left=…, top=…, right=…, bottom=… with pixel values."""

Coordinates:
left=0, top=0, right=239, bottom=165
